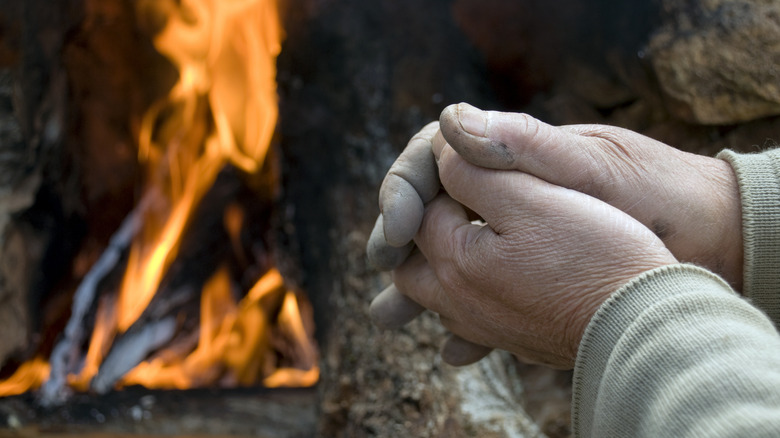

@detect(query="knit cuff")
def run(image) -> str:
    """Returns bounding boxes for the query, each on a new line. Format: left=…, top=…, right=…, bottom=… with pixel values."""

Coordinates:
left=571, top=264, right=735, bottom=437
left=717, top=148, right=780, bottom=326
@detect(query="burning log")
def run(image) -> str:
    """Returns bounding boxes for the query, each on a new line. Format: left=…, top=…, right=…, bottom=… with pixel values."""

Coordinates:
left=91, top=315, right=177, bottom=394
left=36, top=161, right=295, bottom=402
left=88, top=170, right=242, bottom=394
left=40, top=193, right=148, bottom=406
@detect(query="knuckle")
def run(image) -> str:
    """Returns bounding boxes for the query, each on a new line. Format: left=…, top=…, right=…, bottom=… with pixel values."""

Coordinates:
left=435, top=147, right=465, bottom=187
left=434, top=234, right=481, bottom=292
left=381, top=172, right=414, bottom=201
left=391, top=266, right=413, bottom=295
left=384, top=148, right=438, bottom=202
left=406, top=127, right=436, bottom=151
left=379, top=172, right=417, bottom=210
left=515, top=112, right=540, bottom=139
left=435, top=261, right=462, bottom=292
left=420, top=121, right=440, bottom=135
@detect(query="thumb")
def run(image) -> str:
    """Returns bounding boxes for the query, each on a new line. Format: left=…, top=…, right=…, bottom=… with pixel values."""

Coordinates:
left=437, top=103, right=595, bottom=186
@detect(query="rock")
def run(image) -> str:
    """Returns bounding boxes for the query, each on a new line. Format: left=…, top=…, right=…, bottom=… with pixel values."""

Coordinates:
left=648, top=0, right=780, bottom=125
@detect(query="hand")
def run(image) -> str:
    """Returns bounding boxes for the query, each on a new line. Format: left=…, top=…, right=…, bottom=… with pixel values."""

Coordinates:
left=367, top=103, right=743, bottom=366
left=437, top=103, right=743, bottom=289
left=393, top=142, right=677, bottom=368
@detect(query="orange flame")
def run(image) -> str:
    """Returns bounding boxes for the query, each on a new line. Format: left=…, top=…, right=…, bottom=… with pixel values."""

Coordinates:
left=118, top=0, right=283, bottom=333
left=0, top=0, right=318, bottom=396
left=119, top=268, right=317, bottom=389
left=102, top=0, right=317, bottom=390
left=0, top=357, right=50, bottom=397
left=263, top=292, right=320, bottom=388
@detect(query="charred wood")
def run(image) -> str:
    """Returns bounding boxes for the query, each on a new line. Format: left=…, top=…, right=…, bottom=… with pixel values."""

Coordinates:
left=1, top=386, right=317, bottom=437
left=40, top=194, right=147, bottom=406
left=91, top=316, right=177, bottom=395
left=89, top=167, right=279, bottom=395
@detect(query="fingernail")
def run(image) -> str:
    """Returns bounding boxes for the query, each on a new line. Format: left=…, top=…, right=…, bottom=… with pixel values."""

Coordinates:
left=457, top=103, right=487, bottom=137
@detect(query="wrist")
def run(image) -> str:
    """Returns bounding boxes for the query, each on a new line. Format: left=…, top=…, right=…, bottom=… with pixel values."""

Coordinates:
left=565, top=254, right=679, bottom=364
left=706, top=157, right=744, bottom=291
left=660, top=151, right=743, bottom=291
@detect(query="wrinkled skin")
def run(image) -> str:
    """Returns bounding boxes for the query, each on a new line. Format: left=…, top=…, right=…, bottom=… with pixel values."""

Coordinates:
left=368, top=103, right=743, bottom=368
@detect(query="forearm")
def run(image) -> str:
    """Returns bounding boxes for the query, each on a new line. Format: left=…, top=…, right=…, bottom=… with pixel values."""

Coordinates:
left=573, top=264, right=780, bottom=437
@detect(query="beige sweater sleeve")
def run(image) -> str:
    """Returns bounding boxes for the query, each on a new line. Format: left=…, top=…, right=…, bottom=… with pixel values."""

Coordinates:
left=718, top=148, right=780, bottom=326
left=572, top=265, right=780, bottom=437
left=572, top=149, right=780, bottom=437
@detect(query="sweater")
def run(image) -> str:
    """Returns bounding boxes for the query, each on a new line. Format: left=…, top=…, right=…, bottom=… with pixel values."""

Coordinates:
left=572, top=149, right=780, bottom=437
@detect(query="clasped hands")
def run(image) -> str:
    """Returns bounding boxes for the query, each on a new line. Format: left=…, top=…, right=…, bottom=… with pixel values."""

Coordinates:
left=367, top=103, right=743, bottom=369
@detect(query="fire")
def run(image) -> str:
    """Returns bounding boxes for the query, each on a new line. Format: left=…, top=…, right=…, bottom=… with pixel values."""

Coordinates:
left=0, top=0, right=318, bottom=396
left=263, top=292, right=320, bottom=388
left=119, top=0, right=283, bottom=333
left=118, top=268, right=317, bottom=389
left=0, top=358, right=50, bottom=397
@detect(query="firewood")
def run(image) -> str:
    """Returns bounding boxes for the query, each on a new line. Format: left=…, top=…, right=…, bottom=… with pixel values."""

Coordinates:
left=40, top=196, right=148, bottom=406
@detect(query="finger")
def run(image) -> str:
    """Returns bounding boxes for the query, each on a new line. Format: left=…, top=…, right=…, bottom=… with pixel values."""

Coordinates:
left=440, top=334, right=493, bottom=366
left=429, top=142, right=544, bottom=235
left=390, top=251, right=495, bottom=366
left=440, top=318, right=573, bottom=368
left=441, top=318, right=573, bottom=368
left=437, top=102, right=596, bottom=187
left=369, top=283, right=425, bottom=329
left=409, top=194, right=501, bottom=285
left=366, top=214, right=415, bottom=270
left=380, top=122, right=441, bottom=247
left=392, top=250, right=449, bottom=315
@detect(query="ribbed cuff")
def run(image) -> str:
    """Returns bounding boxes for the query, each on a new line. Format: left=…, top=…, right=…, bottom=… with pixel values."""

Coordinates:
left=571, top=264, right=734, bottom=437
left=717, top=149, right=780, bottom=326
